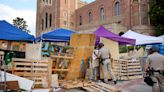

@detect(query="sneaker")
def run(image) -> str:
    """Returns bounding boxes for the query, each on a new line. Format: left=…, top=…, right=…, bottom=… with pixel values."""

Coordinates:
left=114, top=81, right=117, bottom=84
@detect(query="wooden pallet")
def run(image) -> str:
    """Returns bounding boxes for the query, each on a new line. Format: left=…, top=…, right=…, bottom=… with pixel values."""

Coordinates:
left=12, top=58, right=52, bottom=88
left=59, top=80, right=119, bottom=92
left=113, top=59, right=143, bottom=80
left=51, top=54, right=73, bottom=80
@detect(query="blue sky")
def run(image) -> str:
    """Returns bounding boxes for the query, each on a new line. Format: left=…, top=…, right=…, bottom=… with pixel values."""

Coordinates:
left=0, top=0, right=95, bottom=36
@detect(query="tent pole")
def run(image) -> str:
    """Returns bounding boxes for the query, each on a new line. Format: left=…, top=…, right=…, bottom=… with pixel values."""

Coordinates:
left=126, top=45, right=128, bottom=55
left=40, top=34, right=43, bottom=59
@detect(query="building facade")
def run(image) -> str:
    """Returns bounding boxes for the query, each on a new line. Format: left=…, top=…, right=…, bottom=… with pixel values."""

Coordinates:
left=36, top=0, right=153, bottom=36
left=36, top=0, right=86, bottom=36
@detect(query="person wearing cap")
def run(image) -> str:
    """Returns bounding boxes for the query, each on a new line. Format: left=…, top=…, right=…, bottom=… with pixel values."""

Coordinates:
left=98, top=43, right=117, bottom=84
left=145, top=46, right=164, bottom=92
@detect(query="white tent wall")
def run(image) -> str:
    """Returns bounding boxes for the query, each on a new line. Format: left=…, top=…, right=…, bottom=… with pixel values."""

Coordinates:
left=159, top=35, right=164, bottom=44
left=122, top=30, right=163, bottom=45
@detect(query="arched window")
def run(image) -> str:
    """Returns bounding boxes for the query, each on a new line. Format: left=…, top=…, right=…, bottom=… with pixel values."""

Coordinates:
left=45, top=12, right=48, bottom=28
left=49, top=14, right=52, bottom=27
left=46, top=0, right=48, bottom=4
left=115, top=1, right=120, bottom=16
left=42, top=19, right=44, bottom=30
left=65, top=0, right=67, bottom=4
left=49, top=0, right=52, bottom=4
left=88, top=12, right=92, bottom=23
left=100, top=7, right=105, bottom=20
left=79, top=16, right=82, bottom=25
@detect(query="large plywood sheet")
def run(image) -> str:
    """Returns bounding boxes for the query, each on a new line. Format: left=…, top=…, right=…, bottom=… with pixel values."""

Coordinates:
left=67, top=34, right=96, bottom=80
left=100, top=37, right=119, bottom=59
left=26, top=43, right=41, bottom=59
left=70, top=34, right=96, bottom=47
left=100, top=37, right=119, bottom=79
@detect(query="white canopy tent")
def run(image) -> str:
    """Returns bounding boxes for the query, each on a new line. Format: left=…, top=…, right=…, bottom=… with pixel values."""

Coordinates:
left=159, top=35, right=164, bottom=44
left=122, top=30, right=163, bottom=45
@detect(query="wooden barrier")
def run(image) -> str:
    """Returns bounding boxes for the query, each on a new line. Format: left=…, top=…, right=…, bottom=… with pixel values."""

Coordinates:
left=12, top=58, right=52, bottom=88
left=59, top=80, right=119, bottom=92
left=66, top=34, right=96, bottom=80
left=51, top=54, right=73, bottom=80
left=113, top=59, right=143, bottom=80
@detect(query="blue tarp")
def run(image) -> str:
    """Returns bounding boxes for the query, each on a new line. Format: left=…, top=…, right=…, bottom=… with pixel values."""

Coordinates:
left=36, top=28, right=77, bottom=42
left=0, top=20, right=35, bottom=42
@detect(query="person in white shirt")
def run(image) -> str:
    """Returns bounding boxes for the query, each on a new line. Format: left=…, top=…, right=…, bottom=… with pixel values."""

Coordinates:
left=91, top=45, right=100, bottom=81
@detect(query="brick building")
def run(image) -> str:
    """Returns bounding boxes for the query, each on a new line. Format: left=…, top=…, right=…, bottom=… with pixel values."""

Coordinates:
left=36, top=0, right=153, bottom=36
left=36, top=0, right=86, bottom=36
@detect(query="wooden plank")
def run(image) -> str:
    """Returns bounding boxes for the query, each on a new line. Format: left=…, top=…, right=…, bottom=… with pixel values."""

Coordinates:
left=121, top=69, right=142, bottom=72
left=0, top=81, right=19, bottom=90
left=14, top=68, right=48, bottom=71
left=120, top=75, right=143, bottom=80
left=120, top=72, right=143, bottom=76
left=14, top=62, right=48, bottom=67
left=96, top=82, right=118, bottom=91
left=0, top=71, right=34, bottom=90
left=14, top=72, right=48, bottom=76
left=13, top=58, right=49, bottom=63
left=51, top=55, right=73, bottom=59
left=83, top=87, right=96, bottom=92
left=53, top=69, right=69, bottom=71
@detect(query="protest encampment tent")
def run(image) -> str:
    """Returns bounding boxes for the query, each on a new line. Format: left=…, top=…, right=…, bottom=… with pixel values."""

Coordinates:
left=93, top=26, right=136, bottom=45
left=158, top=35, right=164, bottom=44
left=36, top=28, right=77, bottom=42
left=122, top=30, right=163, bottom=45
left=0, top=20, right=35, bottom=42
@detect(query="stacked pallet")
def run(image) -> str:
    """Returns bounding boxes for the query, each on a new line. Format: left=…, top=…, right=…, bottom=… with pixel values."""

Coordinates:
left=12, top=58, right=52, bottom=88
left=59, top=80, right=119, bottom=92
left=51, top=54, right=73, bottom=80
left=113, top=59, right=143, bottom=80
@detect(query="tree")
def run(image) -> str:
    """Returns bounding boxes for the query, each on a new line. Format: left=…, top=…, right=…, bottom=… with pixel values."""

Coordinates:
left=13, top=17, right=30, bottom=33
left=149, top=0, right=164, bottom=36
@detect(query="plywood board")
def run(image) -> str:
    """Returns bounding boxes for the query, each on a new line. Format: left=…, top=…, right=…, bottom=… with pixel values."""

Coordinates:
left=100, top=37, right=119, bottom=59
left=26, top=43, right=41, bottom=59
left=67, top=34, right=96, bottom=80
left=70, top=34, right=96, bottom=47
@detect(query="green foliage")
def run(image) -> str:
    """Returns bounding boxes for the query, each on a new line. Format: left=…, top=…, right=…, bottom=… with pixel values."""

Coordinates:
left=13, top=17, right=30, bottom=33
left=119, top=45, right=128, bottom=53
left=149, top=0, right=164, bottom=36
left=119, top=45, right=145, bottom=53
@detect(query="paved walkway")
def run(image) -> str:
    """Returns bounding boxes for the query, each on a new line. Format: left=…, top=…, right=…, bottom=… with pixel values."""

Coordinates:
left=115, top=78, right=152, bottom=92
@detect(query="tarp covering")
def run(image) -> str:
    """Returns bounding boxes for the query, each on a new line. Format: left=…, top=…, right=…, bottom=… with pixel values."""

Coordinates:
left=122, top=30, right=163, bottom=45
left=93, top=26, right=136, bottom=45
left=0, top=20, right=35, bottom=42
left=36, top=28, right=76, bottom=42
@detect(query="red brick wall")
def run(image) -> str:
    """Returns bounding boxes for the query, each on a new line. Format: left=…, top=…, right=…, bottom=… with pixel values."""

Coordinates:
left=75, top=0, right=150, bottom=32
